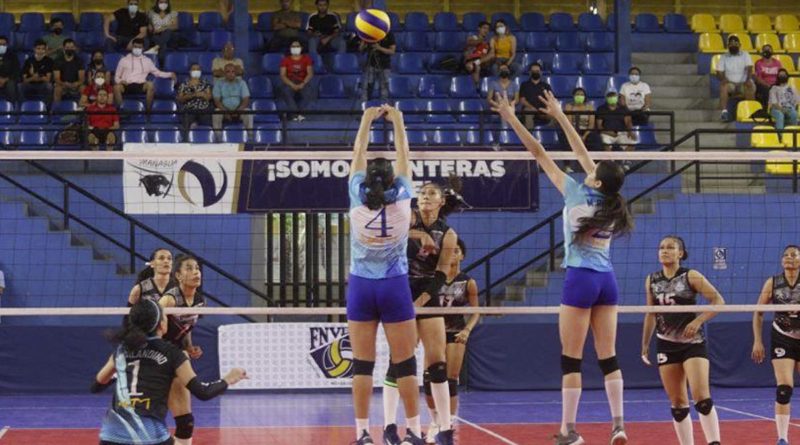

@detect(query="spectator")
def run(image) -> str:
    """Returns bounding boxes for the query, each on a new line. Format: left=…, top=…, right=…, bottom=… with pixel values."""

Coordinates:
left=113, top=39, right=175, bottom=111
left=86, top=89, right=120, bottom=149
left=105, top=0, right=149, bottom=52
left=464, top=21, right=493, bottom=85
left=519, top=62, right=553, bottom=128
left=597, top=91, right=637, bottom=170
left=21, top=40, right=54, bottom=103
left=564, top=87, right=601, bottom=151
left=359, top=31, right=396, bottom=101
left=489, top=19, right=518, bottom=76
left=80, top=71, right=113, bottom=107
left=42, top=18, right=68, bottom=61
left=212, top=42, right=245, bottom=82
left=487, top=65, right=519, bottom=109
left=270, top=0, right=305, bottom=52
left=86, top=50, right=112, bottom=86
left=278, top=40, right=315, bottom=121
left=716, top=35, right=755, bottom=122
left=53, top=39, right=85, bottom=104
left=148, top=0, right=178, bottom=65
left=619, top=66, right=652, bottom=126
left=212, top=63, right=253, bottom=135
left=307, top=0, right=345, bottom=54
left=754, top=44, right=782, bottom=108
left=769, top=68, right=799, bottom=131
left=0, top=36, right=20, bottom=101
left=177, top=63, right=213, bottom=128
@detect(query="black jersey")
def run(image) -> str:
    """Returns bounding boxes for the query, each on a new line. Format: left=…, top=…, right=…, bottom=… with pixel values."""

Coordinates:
left=163, top=286, right=205, bottom=346
left=438, top=272, right=472, bottom=332
left=772, top=273, right=800, bottom=339
left=138, top=277, right=175, bottom=303
left=408, top=210, right=452, bottom=282
left=649, top=268, right=703, bottom=344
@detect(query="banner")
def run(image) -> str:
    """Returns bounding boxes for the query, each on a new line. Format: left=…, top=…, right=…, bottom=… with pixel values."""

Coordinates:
left=123, top=143, right=241, bottom=214
left=218, top=322, right=424, bottom=389
left=237, top=154, right=539, bottom=212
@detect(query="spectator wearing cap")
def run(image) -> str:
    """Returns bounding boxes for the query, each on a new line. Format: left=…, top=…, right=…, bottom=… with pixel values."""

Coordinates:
left=716, top=34, right=755, bottom=122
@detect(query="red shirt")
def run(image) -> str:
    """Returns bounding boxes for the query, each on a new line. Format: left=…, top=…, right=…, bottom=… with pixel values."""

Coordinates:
left=87, top=103, right=119, bottom=129
left=280, top=54, right=313, bottom=84
left=755, top=57, right=783, bottom=85
left=467, top=41, right=490, bottom=61
left=81, top=84, right=114, bottom=104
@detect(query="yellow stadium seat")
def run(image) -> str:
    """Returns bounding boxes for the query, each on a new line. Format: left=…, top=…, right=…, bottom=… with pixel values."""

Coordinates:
left=782, top=126, right=800, bottom=149
left=777, top=54, right=798, bottom=74
left=710, top=54, right=722, bottom=72
left=727, top=32, right=754, bottom=52
left=765, top=151, right=795, bottom=174
left=754, top=33, right=784, bottom=52
left=738, top=101, right=764, bottom=122
left=749, top=53, right=760, bottom=66
left=719, top=14, right=745, bottom=33
left=699, top=33, right=725, bottom=53
left=747, top=15, right=773, bottom=33
left=751, top=125, right=782, bottom=147
left=692, top=14, right=717, bottom=33
left=784, top=33, right=800, bottom=52
left=776, top=14, right=800, bottom=34
left=790, top=77, right=800, bottom=92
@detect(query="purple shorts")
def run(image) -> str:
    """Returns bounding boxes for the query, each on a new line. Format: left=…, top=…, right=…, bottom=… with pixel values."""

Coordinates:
left=346, top=274, right=415, bottom=323
left=561, top=267, right=619, bottom=308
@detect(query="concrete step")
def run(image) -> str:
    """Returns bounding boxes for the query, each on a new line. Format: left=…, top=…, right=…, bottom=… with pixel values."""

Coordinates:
left=674, top=110, right=718, bottom=122
left=655, top=85, right=713, bottom=98
left=633, top=52, right=696, bottom=65
left=646, top=75, right=709, bottom=87
left=635, top=63, right=698, bottom=75
left=655, top=97, right=717, bottom=110
left=525, top=269, right=549, bottom=287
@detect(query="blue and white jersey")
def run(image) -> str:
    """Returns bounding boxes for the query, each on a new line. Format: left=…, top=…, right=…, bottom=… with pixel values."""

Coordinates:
left=562, top=175, right=613, bottom=272
left=349, top=171, right=414, bottom=279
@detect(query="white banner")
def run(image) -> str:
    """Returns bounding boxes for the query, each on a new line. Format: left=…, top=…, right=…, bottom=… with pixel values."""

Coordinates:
left=218, top=322, right=424, bottom=389
left=123, top=143, right=241, bottom=214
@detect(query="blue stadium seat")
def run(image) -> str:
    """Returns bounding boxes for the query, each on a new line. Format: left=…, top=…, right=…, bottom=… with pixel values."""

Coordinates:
left=533, top=126, right=559, bottom=146
left=433, top=128, right=461, bottom=145
left=606, top=75, right=628, bottom=93
left=254, top=127, right=282, bottom=145
left=434, top=12, right=459, bottom=31
left=585, top=32, right=613, bottom=52
left=222, top=127, right=249, bottom=143
left=51, top=100, right=80, bottom=123
left=120, top=99, right=146, bottom=123
left=226, top=12, right=253, bottom=31
left=0, top=13, right=14, bottom=33
left=396, top=53, right=426, bottom=74
left=635, top=14, right=661, bottom=32
left=526, top=32, right=555, bottom=51
left=19, top=128, right=50, bottom=147
left=308, top=53, right=326, bottom=74
left=177, top=12, right=194, bottom=32
left=369, top=129, right=393, bottom=145
left=458, top=99, right=485, bottom=123
left=121, top=129, right=147, bottom=143
left=404, top=129, right=426, bottom=144
left=198, top=12, right=224, bottom=32
left=418, top=75, right=450, bottom=98
left=404, top=12, right=430, bottom=31
left=150, top=100, right=178, bottom=124
left=79, top=12, right=103, bottom=31
left=21, top=32, right=45, bottom=52
left=104, top=53, right=124, bottom=72
left=180, top=29, right=206, bottom=51
left=551, top=53, right=582, bottom=74
left=76, top=32, right=105, bottom=51
left=499, top=130, right=522, bottom=145
left=575, top=75, right=608, bottom=98
left=583, top=53, right=612, bottom=74
left=153, top=78, right=175, bottom=99
left=426, top=100, right=455, bottom=123
left=188, top=126, right=215, bottom=143
left=247, top=32, right=264, bottom=52
left=0, top=100, right=16, bottom=124
left=634, top=125, right=657, bottom=147
left=462, top=12, right=486, bottom=32
left=450, top=75, right=479, bottom=98
left=664, top=13, right=691, bottom=33
left=20, top=13, right=45, bottom=33
left=466, top=128, right=493, bottom=145
left=262, top=53, right=284, bottom=74
left=318, top=76, right=346, bottom=98
left=555, top=32, right=583, bottom=52
left=248, top=76, right=274, bottom=99
left=520, top=13, right=547, bottom=32
left=164, top=53, right=190, bottom=74
left=578, top=13, right=605, bottom=31
left=388, top=76, right=416, bottom=98
left=51, top=13, right=76, bottom=32
left=491, top=13, right=520, bottom=31
left=435, top=32, right=466, bottom=52
left=198, top=52, right=217, bottom=74
left=0, top=130, right=14, bottom=146
left=153, top=128, right=182, bottom=143
left=522, top=52, right=553, bottom=72
left=394, top=99, right=425, bottom=123
left=207, top=30, right=233, bottom=51
left=427, top=53, right=461, bottom=74
left=361, top=99, right=388, bottom=110
left=549, top=13, right=575, bottom=32
left=403, top=31, right=433, bottom=52
left=332, top=53, right=362, bottom=74
left=256, top=12, right=273, bottom=31
left=19, top=101, right=47, bottom=125
left=548, top=75, right=579, bottom=97
left=606, top=12, right=617, bottom=31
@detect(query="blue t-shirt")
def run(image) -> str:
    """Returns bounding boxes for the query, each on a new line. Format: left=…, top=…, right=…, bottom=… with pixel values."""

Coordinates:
left=562, top=175, right=613, bottom=272
left=212, top=78, right=250, bottom=110
left=348, top=171, right=413, bottom=279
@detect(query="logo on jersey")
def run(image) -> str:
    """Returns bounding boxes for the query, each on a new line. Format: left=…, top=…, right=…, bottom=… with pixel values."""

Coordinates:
left=129, top=160, right=228, bottom=208
left=657, top=353, right=668, bottom=364
left=775, top=347, right=787, bottom=358
left=308, top=327, right=354, bottom=379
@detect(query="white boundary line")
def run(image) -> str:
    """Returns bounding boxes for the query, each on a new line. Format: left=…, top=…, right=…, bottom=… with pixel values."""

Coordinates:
left=0, top=426, right=9, bottom=439
left=715, top=404, right=800, bottom=428
left=454, top=415, right=519, bottom=445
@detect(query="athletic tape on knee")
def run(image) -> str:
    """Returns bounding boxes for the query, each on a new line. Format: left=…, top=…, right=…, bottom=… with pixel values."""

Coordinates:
left=561, top=355, right=582, bottom=375
left=174, top=413, right=195, bottom=439
left=598, top=356, right=620, bottom=375
left=352, top=359, right=375, bottom=376
left=423, top=371, right=432, bottom=396
left=670, top=406, right=690, bottom=422
left=448, top=378, right=458, bottom=396
left=427, top=362, right=447, bottom=383
left=694, top=398, right=714, bottom=416
left=394, top=356, right=417, bottom=378
left=777, top=385, right=793, bottom=405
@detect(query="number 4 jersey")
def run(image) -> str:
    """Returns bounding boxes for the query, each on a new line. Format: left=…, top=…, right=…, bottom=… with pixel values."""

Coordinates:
left=649, top=267, right=704, bottom=344
left=348, top=172, right=413, bottom=279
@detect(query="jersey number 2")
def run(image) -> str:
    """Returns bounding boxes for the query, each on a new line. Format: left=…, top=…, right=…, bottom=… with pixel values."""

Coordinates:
left=365, top=208, right=393, bottom=238
left=128, top=360, right=144, bottom=396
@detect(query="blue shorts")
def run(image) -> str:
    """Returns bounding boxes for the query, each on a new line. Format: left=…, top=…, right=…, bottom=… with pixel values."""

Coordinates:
left=561, top=267, right=619, bottom=308
left=347, top=274, right=415, bottom=323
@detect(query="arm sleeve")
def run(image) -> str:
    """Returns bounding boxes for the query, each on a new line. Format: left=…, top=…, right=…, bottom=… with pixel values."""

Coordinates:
left=185, top=377, right=229, bottom=401
left=348, top=171, right=366, bottom=208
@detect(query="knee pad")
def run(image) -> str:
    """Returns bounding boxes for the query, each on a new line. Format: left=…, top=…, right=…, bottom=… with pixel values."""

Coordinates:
left=598, top=356, right=620, bottom=376
left=352, top=359, right=375, bottom=376
left=670, top=406, right=690, bottom=422
left=448, top=378, right=458, bottom=396
left=174, top=413, right=194, bottom=439
left=394, top=356, right=417, bottom=379
left=427, top=362, right=447, bottom=383
left=777, top=385, right=793, bottom=405
left=561, top=355, right=582, bottom=375
left=694, top=398, right=714, bottom=416
left=423, top=371, right=432, bottom=396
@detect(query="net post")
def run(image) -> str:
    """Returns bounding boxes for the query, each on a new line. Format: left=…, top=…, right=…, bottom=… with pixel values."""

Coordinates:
left=128, top=220, right=136, bottom=276
left=62, top=182, right=69, bottom=230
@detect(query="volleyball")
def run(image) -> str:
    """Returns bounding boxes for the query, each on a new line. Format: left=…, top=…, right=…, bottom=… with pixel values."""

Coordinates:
left=355, top=9, right=391, bottom=43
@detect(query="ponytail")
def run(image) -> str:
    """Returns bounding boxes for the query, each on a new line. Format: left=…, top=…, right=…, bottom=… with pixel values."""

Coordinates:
left=575, top=192, right=634, bottom=237
left=113, top=300, right=162, bottom=351
left=360, top=157, right=397, bottom=210
left=440, top=175, right=468, bottom=217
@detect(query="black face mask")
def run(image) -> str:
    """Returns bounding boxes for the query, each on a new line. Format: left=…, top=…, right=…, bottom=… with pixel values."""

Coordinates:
left=64, top=49, right=75, bottom=57
left=499, top=71, right=510, bottom=79
left=531, top=72, right=541, bottom=80
left=729, top=46, right=739, bottom=54
left=763, top=51, right=772, bottom=58
left=53, top=28, right=63, bottom=35
left=94, top=59, right=104, bottom=66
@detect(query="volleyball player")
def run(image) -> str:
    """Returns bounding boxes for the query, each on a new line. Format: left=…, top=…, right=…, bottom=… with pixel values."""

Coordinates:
left=423, top=238, right=479, bottom=442
left=752, top=245, right=800, bottom=445
left=641, top=236, right=724, bottom=445
left=346, top=105, right=425, bottom=445
left=127, top=248, right=175, bottom=306
left=383, top=178, right=464, bottom=445
left=493, top=90, right=633, bottom=445
left=157, top=254, right=206, bottom=445
left=92, top=300, right=247, bottom=445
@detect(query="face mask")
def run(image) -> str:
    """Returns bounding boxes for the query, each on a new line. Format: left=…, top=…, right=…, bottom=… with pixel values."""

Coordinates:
left=132, top=48, right=143, bottom=56
left=574, top=95, right=585, bottom=104
left=290, top=47, right=302, bottom=56
left=729, top=46, right=739, bottom=54
left=607, top=96, right=618, bottom=106
left=158, top=2, right=168, bottom=10
left=53, top=28, right=63, bottom=35
left=763, top=50, right=772, bottom=59
left=94, top=59, right=103, bottom=66
left=128, top=4, right=139, bottom=14
left=629, top=74, right=640, bottom=83
left=778, top=75, right=789, bottom=84
left=531, top=72, right=541, bottom=81
left=0, top=45, right=6, bottom=55
left=190, top=70, right=202, bottom=79
left=64, top=49, right=75, bottom=57
left=496, top=26, right=506, bottom=35
left=499, top=71, right=510, bottom=78
left=95, top=77, right=106, bottom=86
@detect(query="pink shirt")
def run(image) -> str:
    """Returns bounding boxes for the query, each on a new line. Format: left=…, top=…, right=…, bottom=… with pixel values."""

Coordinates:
left=755, top=58, right=783, bottom=85
left=114, top=54, right=172, bottom=84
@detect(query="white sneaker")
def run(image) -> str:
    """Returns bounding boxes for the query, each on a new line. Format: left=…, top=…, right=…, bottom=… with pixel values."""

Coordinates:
left=425, top=422, right=439, bottom=444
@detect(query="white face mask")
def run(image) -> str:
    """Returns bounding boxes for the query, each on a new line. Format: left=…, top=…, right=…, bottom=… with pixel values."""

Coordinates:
left=95, top=77, right=106, bottom=86
left=0, top=45, right=6, bottom=55
left=158, top=2, right=168, bottom=10
left=128, top=4, right=139, bottom=14
left=629, top=74, right=640, bottom=83
left=496, top=26, right=506, bottom=35
left=290, top=47, right=302, bottom=56
left=190, top=70, right=202, bottom=79
left=132, top=48, right=143, bottom=56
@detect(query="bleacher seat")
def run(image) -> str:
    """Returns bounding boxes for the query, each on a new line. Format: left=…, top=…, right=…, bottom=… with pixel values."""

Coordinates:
left=551, top=53, right=582, bottom=74
left=404, top=12, right=430, bottom=31
left=606, top=12, right=617, bottom=31
left=0, top=100, right=15, bottom=124
left=262, top=53, right=284, bottom=74
left=765, top=150, right=794, bottom=175
left=396, top=53, right=426, bottom=74
left=634, top=125, right=657, bottom=147
left=585, top=32, right=613, bottom=52
left=466, top=128, right=493, bottom=145
left=256, top=12, right=273, bottom=31
left=635, top=14, right=660, bottom=33
left=426, top=101, right=456, bottom=123
left=198, top=52, right=217, bottom=74
left=575, top=75, right=608, bottom=98
left=428, top=53, right=461, bottom=74
left=522, top=52, right=553, bottom=72
left=747, top=15, right=773, bottom=33
left=776, top=15, right=800, bottom=34
left=120, top=99, right=146, bottom=123
left=462, top=12, right=486, bottom=32
left=433, top=128, right=461, bottom=145
left=333, top=53, right=361, bottom=74
left=555, top=33, right=583, bottom=52
left=418, top=76, right=450, bottom=98
left=0, top=13, right=14, bottom=33
left=188, top=126, right=215, bottom=143
left=251, top=99, right=280, bottom=122
left=394, top=99, right=425, bottom=123
left=583, top=54, right=611, bottom=74
left=153, top=78, right=175, bottom=99
left=434, top=12, right=459, bottom=31
left=19, top=128, right=49, bottom=147
left=783, top=33, right=800, bottom=53
left=709, top=54, right=722, bottom=72
left=520, top=13, right=546, bottom=32
left=664, top=13, right=691, bottom=33
left=533, top=127, right=559, bottom=146
left=549, top=13, right=575, bottom=32
left=153, top=128, right=182, bottom=143
left=736, top=100, right=762, bottom=122
left=249, top=30, right=266, bottom=51
left=435, top=32, right=465, bottom=52
left=51, top=13, right=76, bottom=32
left=164, top=53, right=190, bottom=74
left=76, top=32, right=105, bottom=51
left=21, top=32, right=46, bottom=52
left=526, top=32, right=555, bottom=51
left=19, top=13, right=45, bottom=33
left=699, top=33, right=725, bottom=53
left=248, top=76, right=274, bottom=99
left=222, top=127, right=249, bottom=143
left=177, top=12, right=194, bottom=32
left=121, top=129, right=147, bottom=143
left=226, top=12, right=252, bottom=31
left=751, top=125, right=782, bottom=148
left=450, top=76, right=479, bottom=98
left=150, top=100, right=178, bottom=124
left=458, top=99, right=484, bottom=123
left=499, top=130, right=522, bottom=145
left=491, top=13, right=519, bottom=31
left=777, top=55, right=798, bottom=74
left=207, top=30, right=233, bottom=52
left=790, top=77, right=800, bottom=93
left=719, top=14, right=745, bottom=33
left=727, top=32, right=754, bottom=52
left=19, top=101, right=47, bottom=125
left=198, top=12, right=224, bottom=32
left=407, top=129, right=428, bottom=145
left=691, top=14, right=717, bottom=32
left=318, top=76, right=346, bottom=98
left=549, top=75, right=578, bottom=97
left=781, top=126, right=800, bottom=148
left=0, top=130, right=14, bottom=146
left=387, top=76, right=415, bottom=98
left=755, top=33, right=783, bottom=53
left=403, top=31, right=433, bottom=52
left=578, top=13, right=605, bottom=32
left=254, top=127, right=282, bottom=145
